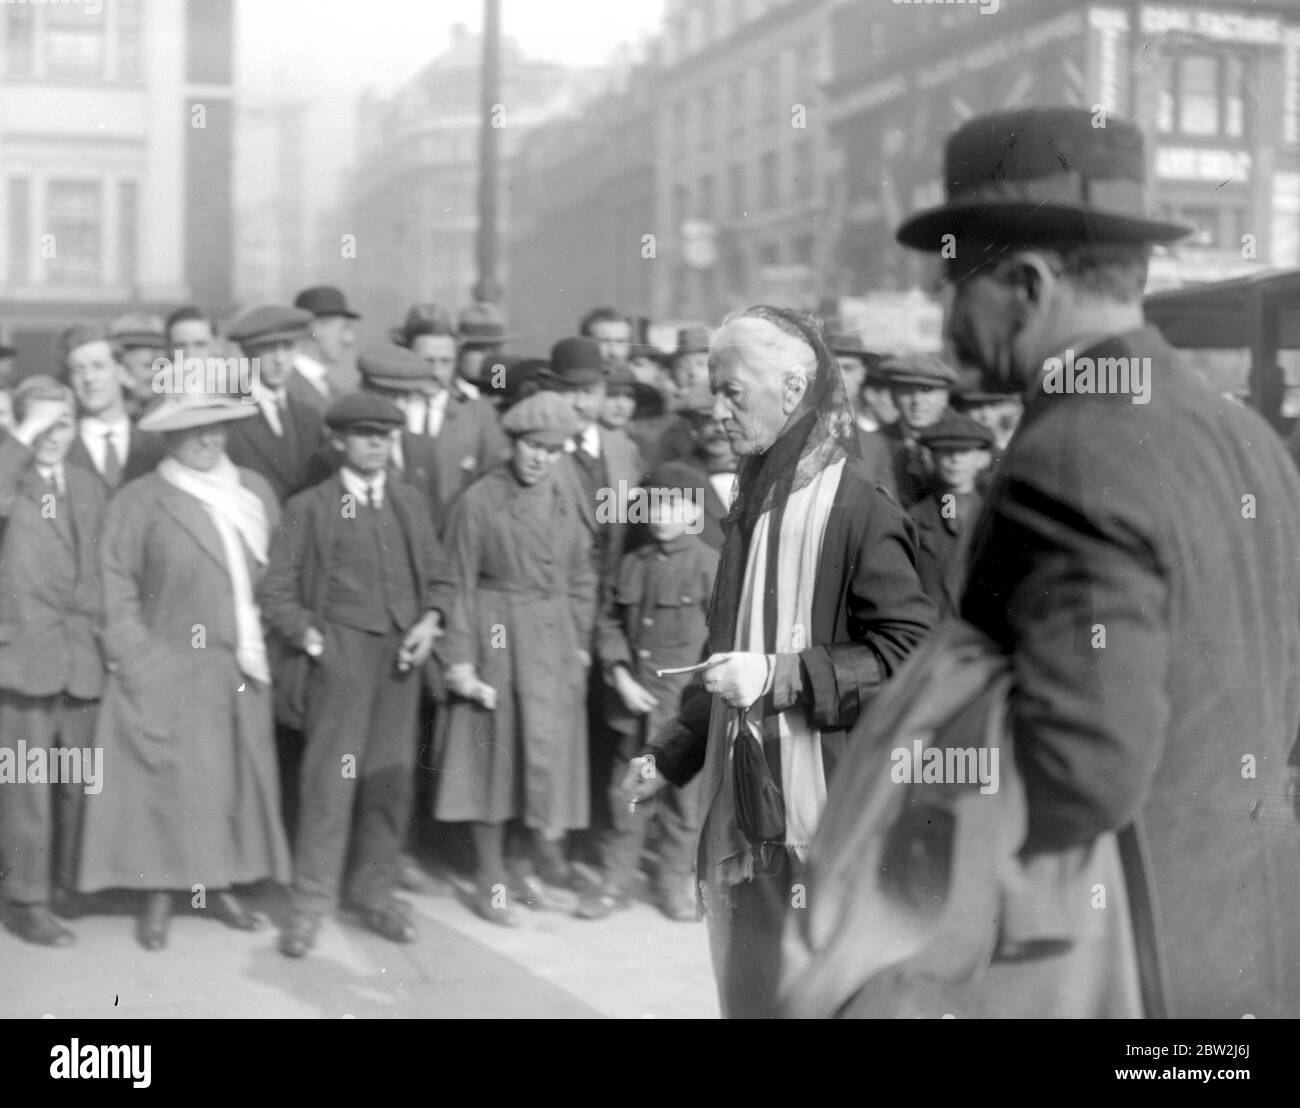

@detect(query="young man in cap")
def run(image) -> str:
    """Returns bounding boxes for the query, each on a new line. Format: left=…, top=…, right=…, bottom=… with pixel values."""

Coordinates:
left=108, top=311, right=167, bottom=419
left=391, top=303, right=507, bottom=510
left=431, top=390, right=596, bottom=925
left=260, top=392, right=447, bottom=957
left=580, top=306, right=634, bottom=368
left=58, top=324, right=164, bottom=493
left=0, top=377, right=106, bottom=946
left=579, top=460, right=717, bottom=922
left=906, top=412, right=993, bottom=619
left=164, top=305, right=219, bottom=362
left=866, top=350, right=959, bottom=508
left=292, top=285, right=362, bottom=405
left=455, top=301, right=510, bottom=389
left=224, top=305, right=327, bottom=504
left=894, top=106, right=1300, bottom=1017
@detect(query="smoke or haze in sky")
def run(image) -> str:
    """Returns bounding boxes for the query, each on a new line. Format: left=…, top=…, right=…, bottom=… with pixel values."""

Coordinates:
left=237, top=0, right=666, bottom=94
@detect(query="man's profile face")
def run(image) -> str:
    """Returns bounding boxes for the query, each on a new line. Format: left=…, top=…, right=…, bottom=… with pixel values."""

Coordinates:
left=121, top=345, right=163, bottom=402
left=31, top=400, right=76, bottom=467
left=67, top=340, right=128, bottom=418
left=708, top=346, right=791, bottom=457
left=567, top=382, right=606, bottom=428
left=310, top=315, right=355, bottom=365
left=411, top=334, right=457, bottom=390
left=942, top=250, right=1048, bottom=394
left=246, top=339, right=295, bottom=388
left=588, top=320, right=631, bottom=364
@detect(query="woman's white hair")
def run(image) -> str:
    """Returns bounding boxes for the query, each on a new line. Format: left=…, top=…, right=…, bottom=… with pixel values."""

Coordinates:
left=710, top=309, right=819, bottom=396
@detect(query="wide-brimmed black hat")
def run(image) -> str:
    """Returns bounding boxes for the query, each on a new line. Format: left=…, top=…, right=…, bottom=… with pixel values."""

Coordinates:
left=896, top=107, right=1192, bottom=251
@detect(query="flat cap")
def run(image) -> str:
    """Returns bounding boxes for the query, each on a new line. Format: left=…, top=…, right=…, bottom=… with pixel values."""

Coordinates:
left=881, top=352, right=960, bottom=388
left=500, top=390, right=580, bottom=447
left=356, top=343, right=434, bottom=390
left=109, top=311, right=166, bottom=349
left=390, top=302, right=456, bottom=347
left=227, top=305, right=313, bottom=349
left=458, top=301, right=510, bottom=345
left=917, top=412, right=995, bottom=451
left=324, top=392, right=405, bottom=433
left=643, top=460, right=707, bottom=497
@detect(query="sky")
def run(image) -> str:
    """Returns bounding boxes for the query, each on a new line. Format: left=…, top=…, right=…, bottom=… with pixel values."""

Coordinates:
left=237, top=0, right=667, bottom=96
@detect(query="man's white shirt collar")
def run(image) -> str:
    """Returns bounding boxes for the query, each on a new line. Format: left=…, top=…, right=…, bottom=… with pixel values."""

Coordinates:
left=339, top=466, right=387, bottom=506
left=293, top=353, right=331, bottom=397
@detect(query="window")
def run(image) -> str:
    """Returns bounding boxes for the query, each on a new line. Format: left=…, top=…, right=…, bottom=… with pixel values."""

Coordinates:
left=1160, top=52, right=1248, bottom=139
left=45, top=4, right=106, bottom=80
left=5, top=5, right=35, bottom=77
left=117, top=0, right=143, bottom=82
left=760, top=150, right=780, bottom=210
left=118, top=181, right=138, bottom=286
left=7, top=178, right=30, bottom=284
left=46, top=181, right=102, bottom=286
left=729, top=163, right=745, bottom=217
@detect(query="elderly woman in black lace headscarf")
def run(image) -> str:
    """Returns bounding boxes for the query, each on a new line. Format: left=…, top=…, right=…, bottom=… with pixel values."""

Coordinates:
left=624, top=305, right=936, bottom=1018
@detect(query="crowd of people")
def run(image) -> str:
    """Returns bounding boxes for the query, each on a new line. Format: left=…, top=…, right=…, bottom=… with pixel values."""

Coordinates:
left=2, top=104, right=1298, bottom=1021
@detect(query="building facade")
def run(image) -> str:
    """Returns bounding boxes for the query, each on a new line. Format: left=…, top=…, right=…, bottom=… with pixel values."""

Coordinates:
left=342, top=24, right=598, bottom=342
left=650, top=0, right=834, bottom=323
left=828, top=0, right=1300, bottom=295
left=0, top=0, right=235, bottom=378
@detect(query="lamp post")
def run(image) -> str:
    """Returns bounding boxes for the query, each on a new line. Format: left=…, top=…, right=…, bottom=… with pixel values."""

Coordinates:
left=473, top=0, right=502, bottom=304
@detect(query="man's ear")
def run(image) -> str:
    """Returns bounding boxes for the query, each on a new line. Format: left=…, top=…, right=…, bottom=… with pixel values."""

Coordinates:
left=1003, top=251, right=1058, bottom=318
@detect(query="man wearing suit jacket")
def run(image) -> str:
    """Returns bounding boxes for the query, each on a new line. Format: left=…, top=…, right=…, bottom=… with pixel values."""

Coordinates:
left=898, top=107, right=1300, bottom=1018
left=0, top=378, right=106, bottom=947
left=58, top=324, right=164, bottom=492
left=389, top=303, right=508, bottom=512
left=224, top=305, right=326, bottom=504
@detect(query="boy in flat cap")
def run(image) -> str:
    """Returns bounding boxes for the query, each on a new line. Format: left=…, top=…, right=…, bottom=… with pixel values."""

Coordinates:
left=259, top=392, right=448, bottom=957
left=865, top=351, right=959, bottom=508
left=0, top=377, right=106, bottom=946
left=578, top=461, right=717, bottom=922
left=431, top=391, right=596, bottom=926
left=224, top=305, right=327, bottom=504
left=906, top=413, right=993, bottom=620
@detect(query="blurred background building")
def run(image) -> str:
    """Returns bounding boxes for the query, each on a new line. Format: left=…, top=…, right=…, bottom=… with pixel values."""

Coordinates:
left=0, top=0, right=235, bottom=378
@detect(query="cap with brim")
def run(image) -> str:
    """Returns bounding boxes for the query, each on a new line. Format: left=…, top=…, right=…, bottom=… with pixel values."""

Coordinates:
left=674, top=325, right=711, bottom=357
left=952, top=386, right=1017, bottom=407
left=643, top=460, right=707, bottom=497
left=500, top=389, right=580, bottom=446
left=325, top=392, right=405, bottom=433
left=109, top=312, right=166, bottom=349
left=673, top=386, right=717, bottom=417
left=458, top=302, right=511, bottom=345
left=896, top=108, right=1192, bottom=251
left=357, top=343, right=434, bottom=391
left=228, top=305, right=314, bottom=349
left=882, top=352, right=960, bottom=388
left=918, top=412, right=995, bottom=451
left=137, top=394, right=259, bottom=434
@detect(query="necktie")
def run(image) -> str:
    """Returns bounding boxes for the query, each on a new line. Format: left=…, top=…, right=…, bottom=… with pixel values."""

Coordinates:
left=102, top=429, right=123, bottom=488
left=366, top=481, right=378, bottom=509
left=426, top=395, right=444, bottom=437
left=262, top=394, right=284, bottom=437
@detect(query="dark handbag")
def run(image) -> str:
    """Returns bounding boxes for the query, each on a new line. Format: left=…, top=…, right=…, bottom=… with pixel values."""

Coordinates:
left=731, top=709, right=786, bottom=845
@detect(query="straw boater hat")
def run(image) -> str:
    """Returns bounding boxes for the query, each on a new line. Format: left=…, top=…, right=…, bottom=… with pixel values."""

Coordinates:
left=137, top=394, right=259, bottom=433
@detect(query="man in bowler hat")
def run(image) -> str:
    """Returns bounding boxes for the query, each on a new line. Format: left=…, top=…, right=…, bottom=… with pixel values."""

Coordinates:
left=897, top=106, right=1300, bottom=1017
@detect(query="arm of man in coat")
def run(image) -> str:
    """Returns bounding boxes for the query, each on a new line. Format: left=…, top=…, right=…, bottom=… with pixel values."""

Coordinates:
left=257, top=491, right=316, bottom=649
left=962, top=414, right=1172, bottom=856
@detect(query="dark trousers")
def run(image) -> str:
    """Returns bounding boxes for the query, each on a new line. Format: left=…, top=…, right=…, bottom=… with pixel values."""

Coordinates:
left=0, top=692, right=97, bottom=905
left=292, top=624, right=420, bottom=916
left=706, top=847, right=799, bottom=1019
left=600, top=726, right=699, bottom=895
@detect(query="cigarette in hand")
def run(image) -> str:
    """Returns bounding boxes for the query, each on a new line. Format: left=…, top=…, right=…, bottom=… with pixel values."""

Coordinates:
left=655, top=660, right=717, bottom=678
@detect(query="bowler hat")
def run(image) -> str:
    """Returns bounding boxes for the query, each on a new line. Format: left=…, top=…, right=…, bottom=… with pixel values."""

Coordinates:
left=881, top=352, right=960, bottom=389
left=458, top=301, right=511, bottom=346
left=500, top=390, right=580, bottom=447
left=357, top=343, right=434, bottom=391
left=390, top=303, right=457, bottom=348
left=109, top=311, right=166, bottom=349
left=325, top=392, right=404, bottom=434
left=499, top=357, right=549, bottom=408
left=295, top=286, right=360, bottom=319
left=228, top=305, right=313, bottom=349
left=539, top=336, right=606, bottom=389
left=917, top=412, right=995, bottom=451
left=674, top=325, right=711, bottom=357
left=896, top=107, right=1193, bottom=251
left=137, top=393, right=259, bottom=434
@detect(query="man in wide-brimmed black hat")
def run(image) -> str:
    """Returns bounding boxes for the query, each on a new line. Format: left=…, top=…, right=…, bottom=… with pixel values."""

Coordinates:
left=791, top=107, right=1300, bottom=1020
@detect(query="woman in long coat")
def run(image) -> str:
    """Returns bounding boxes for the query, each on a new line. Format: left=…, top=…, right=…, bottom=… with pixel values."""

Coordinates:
left=433, top=391, right=596, bottom=925
left=77, top=395, right=291, bottom=949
